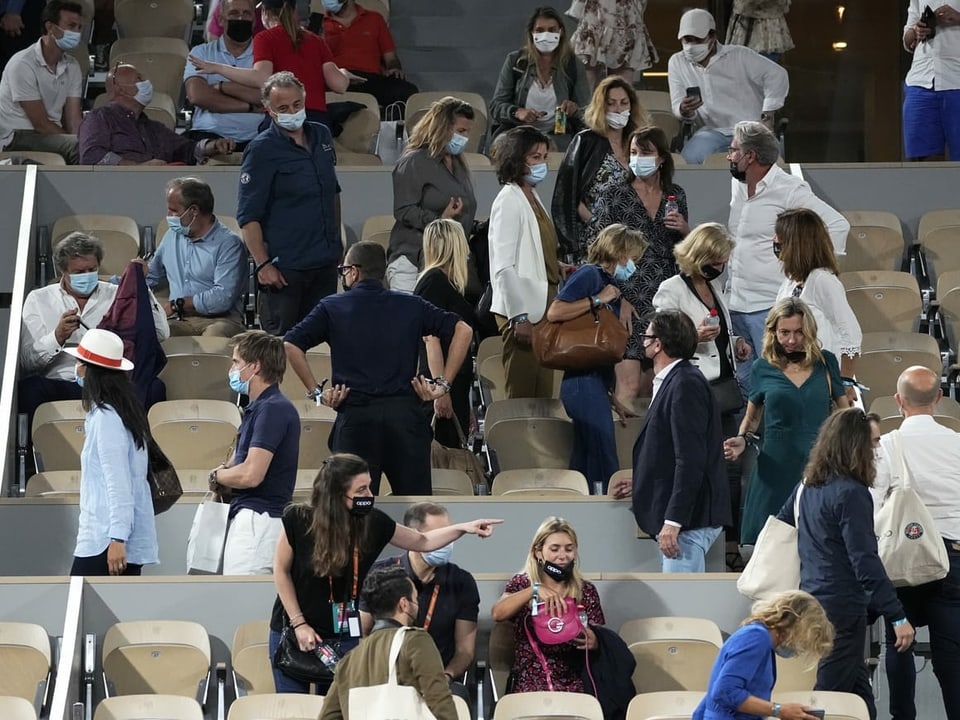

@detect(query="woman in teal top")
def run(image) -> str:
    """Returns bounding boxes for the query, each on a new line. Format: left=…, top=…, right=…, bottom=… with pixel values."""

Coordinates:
left=724, top=298, right=849, bottom=545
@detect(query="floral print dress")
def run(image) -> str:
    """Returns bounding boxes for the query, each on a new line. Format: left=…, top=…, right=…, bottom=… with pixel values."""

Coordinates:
left=578, top=152, right=631, bottom=255
left=571, top=0, right=658, bottom=71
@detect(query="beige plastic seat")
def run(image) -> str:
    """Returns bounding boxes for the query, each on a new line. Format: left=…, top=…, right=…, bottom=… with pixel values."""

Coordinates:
left=476, top=335, right=504, bottom=370
left=94, top=694, right=203, bottom=720
left=614, top=414, right=646, bottom=471
left=840, top=270, right=921, bottom=333
left=839, top=211, right=905, bottom=273
left=279, top=354, right=332, bottom=401
left=488, top=620, right=515, bottom=702
left=32, top=400, right=86, bottom=472
left=0, top=696, right=38, bottom=720
left=868, top=394, right=960, bottom=434
left=936, top=269, right=960, bottom=351
left=161, top=336, right=234, bottom=356
left=462, top=152, right=492, bottom=169
left=0, top=623, right=51, bottom=709
left=703, top=152, right=732, bottom=168
left=171, top=469, right=214, bottom=494
left=492, top=691, right=604, bottom=720
left=148, top=400, right=241, bottom=469
left=405, top=92, right=488, bottom=154
left=159, top=352, right=235, bottom=402
left=431, top=468, right=475, bottom=495
left=618, top=617, right=723, bottom=648
left=102, top=621, right=211, bottom=698
left=110, top=37, right=190, bottom=101
left=649, top=110, right=680, bottom=144
left=157, top=215, right=241, bottom=246
left=492, top=468, right=588, bottom=496
left=486, top=417, right=573, bottom=472
left=772, top=654, right=817, bottom=693
left=671, top=152, right=687, bottom=166
left=478, top=355, right=507, bottom=403
left=291, top=398, right=338, bottom=420
left=25, top=470, right=82, bottom=497
left=622, top=617, right=722, bottom=695
left=114, top=0, right=195, bottom=40
left=856, top=332, right=942, bottom=399
left=625, top=690, right=704, bottom=720
left=231, top=621, right=274, bottom=697
left=452, top=695, right=471, bottom=720
left=546, top=151, right=565, bottom=170
left=919, top=208, right=960, bottom=281
left=360, top=214, right=394, bottom=251
left=51, top=215, right=140, bottom=278
left=635, top=90, right=672, bottom=112
left=483, top=398, right=568, bottom=432
left=608, top=468, right=632, bottom=496
left=93, top=89, right=177, bottom=128
left=228, top=693, right=324, bottom=719
left=0, top=151, right=66, bottom=165
left=327, top=91, right=380, bottom=154
left=773, top=691, right=870, bottom=720
left=298, top=416, right=335, bottom=468
left=336, top=151, right=383, bottom=166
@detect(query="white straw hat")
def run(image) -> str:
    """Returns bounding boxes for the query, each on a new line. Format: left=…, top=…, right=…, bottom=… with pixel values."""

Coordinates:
left=64, top=328, right=134, bottom=371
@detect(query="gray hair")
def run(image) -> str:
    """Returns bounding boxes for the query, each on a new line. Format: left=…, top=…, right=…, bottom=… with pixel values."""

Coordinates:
left=402, top=502, right=448, bottom=530
left=166, top=177, right=215, bottom=215
left=734, top=120, right=781, bottom=166
left=261, top=71, right=304, bottom=109
left=54, top=232, right=103, bottom=273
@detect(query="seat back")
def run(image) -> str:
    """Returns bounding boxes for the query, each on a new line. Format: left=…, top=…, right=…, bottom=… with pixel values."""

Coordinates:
left=614, top=413, right=647, bottom=470
left=476, top=335, right=504, bottom=370
left=148, top=400, right=241, bottom=470
left=649, top=110, right=680, bottom=142
left=279, top=354, right=332, bottom=401
left=483, top=398, right=568, bottom=432
left=25, top=471, right=82, bottom=497
left=492, top=468, right=588, bottom=496
left=327, top=91, right=380, bottom=154
left=94, top=694, right=204, bottom=720
left=51, top=215, right=140, bottom=277
left=488, top=620, right=515, bottom=701
left=840, top=270, right=921, bottom=333
left=772, top=654, right=817, bottom=693
left=298, top=417, right=335, bottom=468
left=227, top=693, right=325, bottom=720
left=618, top=617, right=723, bottom=648
left=109, top=49, right=188, bottom=104
left=839, top=211, right=905, bottom=273
left=635, top=91, right=672, bottom=112
left=919, top=209, right=960, bottom=283
left=857, top=332, right=942, bottom=399
left=31, top=400, right=86, bottom=472
left=628, top=640, right=719, bottom=694
left=360, top=214, right=395, bottom=251
left=231, top=621, right=274, bottom=697
left=0, top=696, right=38, bottom=720
left=773, top=691, right=870, bottom=720
left=936, top=270, right=960, bottom=350
left=114, top=0, right=195, bottom=40
left=486, top=418, right=573, bottom=472
left=430, top=468, right=475, bottom=495
left=159, top=354, right=235, bottom=402
left=0, top=151, right=66, bottom=165
left=102, top=621, right=211, bottom=698
left=0, top=623, right=51, bottom=707
left=405, top=92, right=488, bottom=154
left=335, top=151, right=382, bottom=166
left=492, top=691, right=604, bottom=720
left=625, top=691, right=704, bottom=720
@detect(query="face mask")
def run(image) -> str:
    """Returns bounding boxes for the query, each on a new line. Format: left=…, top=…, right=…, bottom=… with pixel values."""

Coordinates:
left=274, top=108, right=306, bottom=131
left=349, top=495, right=374, bottom=517
left=423, top=543, right=454, bottom=567
left=729, top=160, right=748, bottom=183
left=532, top=31, right=560, bottom=53
left=134, top=79, right=153, bottom=106
left=700, top=263, right=724, bottom=281
left=74, top=368, right=84, bottom=388
left=228, top=366, right=250, bottom=395
left=614, top=259, right=636, bottom=281
left=167, top=208, right=195, bottom=236
left=55, top=28, right=82, bottom=51
left=775, top=645, right=797, bottom=659
left=524, top=162, right=548, bottom=186
left=630, top=155, right=658, bottom=178
left=542, top=559, right=574, bottom=581
left=322, top=0, right=344, bottom=12
left=775, top=342, right=806, bottom=363
left=606, top=110, right=630, bottom=129
left=225, top=19, right=254, bottom=43
left=68, top=270, right=99, bottom=296
left=446, top=132, right=468, bottom=156
left=682, top=41, right=711, bottom=63
left=773, top=242, right=782, bottom=258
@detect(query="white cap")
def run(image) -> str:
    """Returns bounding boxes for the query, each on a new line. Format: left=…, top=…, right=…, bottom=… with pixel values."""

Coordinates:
left=678, top=9, right=716, bottom=40
left=64, top=328, right=134, bottom=371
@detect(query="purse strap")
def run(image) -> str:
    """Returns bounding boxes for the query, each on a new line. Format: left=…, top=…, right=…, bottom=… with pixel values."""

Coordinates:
left=523, top=614, right=554, bottom=691
left=794, top=481, right=804, bottom=523
left=887, top=429, right=912, bottom=490
left=430, top=414, right=470, bottom=450
left=386, top=626, right=410, bottom=686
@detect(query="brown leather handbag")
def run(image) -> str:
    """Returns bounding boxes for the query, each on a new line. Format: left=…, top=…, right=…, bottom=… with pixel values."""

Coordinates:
left=532, top=306, right=628, bottom=371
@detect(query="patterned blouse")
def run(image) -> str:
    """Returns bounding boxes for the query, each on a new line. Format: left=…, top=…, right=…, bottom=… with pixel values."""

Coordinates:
left=578, top=152, right=632, bottom=255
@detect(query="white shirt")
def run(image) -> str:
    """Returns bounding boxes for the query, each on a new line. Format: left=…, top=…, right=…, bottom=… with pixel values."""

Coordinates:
left=873, top=415, right=960, bottom=541
left=20, top=282, right=170, bottom=381
left=650, top=358, right=683, bottom=402
left=667, top=43, right=789, bottom=132
left=0, top=39, right=82, bottom=149
left=776, top=268, right=862, bottom=358
left=524, top=80, right=557, bottom=133
left=904, top=0, right=960, bottom=91
left=727, top=164, right=850, bottom=313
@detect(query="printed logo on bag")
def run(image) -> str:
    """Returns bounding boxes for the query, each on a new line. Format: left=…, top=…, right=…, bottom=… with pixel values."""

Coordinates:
left=904, top=522, right=924, bottom=540
left=546, top=616, right=566, bottom=634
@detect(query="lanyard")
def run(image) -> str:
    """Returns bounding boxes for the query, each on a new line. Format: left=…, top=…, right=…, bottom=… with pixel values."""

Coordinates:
left=422, top=584, right=441, bottom=630
left=328, top=547, right=360, bottom=605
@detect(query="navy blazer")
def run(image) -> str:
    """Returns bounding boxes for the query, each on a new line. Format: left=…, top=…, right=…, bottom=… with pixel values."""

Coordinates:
left=631, top=360, right=732, bottom=537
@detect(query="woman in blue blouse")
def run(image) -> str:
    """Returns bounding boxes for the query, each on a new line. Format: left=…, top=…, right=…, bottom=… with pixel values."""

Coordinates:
left=694, top=590, right=834, bottom=720
left=66, top=329, right=158, bottom=576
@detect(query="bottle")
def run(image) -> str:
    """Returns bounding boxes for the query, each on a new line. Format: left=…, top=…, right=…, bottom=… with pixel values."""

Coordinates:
left=315, top=642, right=340, bottom=673
left=577, top=604, right=589, bottom=630
left=554, top=105, right=567, bottom=135
left=665, top=195, right=679, bottom=216
left=705, top=308, right=720, bottom=327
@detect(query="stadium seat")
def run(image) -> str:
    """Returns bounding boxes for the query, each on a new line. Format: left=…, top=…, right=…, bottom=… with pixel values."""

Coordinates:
left=483, top=397, right=568, bottom=431
left=51, top=215, right=140, bottom=278
left=148, top=400, right=241, bottom=470
left=0, top=623, right=51, bottom=711
left=772, top=654, right=817, bottom=693
left=625, top=690, right=704, bottom=720
left=114, top=0, right=195, bottom=41
left=839, top=211, right=905, bottom=273
left=485, top=417, right=573, bottom=471
left=297, top=413, right=334, bottom=469
left=0, top=696, right=38, bottom=720
left=336, top=151, right=383, bottom=166
left=620, top=617, right=722, bottom=695
left=649, top=110, right=681, bottom=144
left=161, top=336, right=233, bottom=356
left=452, top=696, right=471, bottom=720
left=93, top=90, right=178, bottom=129
left=102, top=620, right=210, bottom=699
left=477, top=355, right=507, bottom=404
left=491, top=468, right=588, bottom=496
left=546, top=151, right=564, bottom=170
left=159, top=351, right=235, bottom=403
left=476, top=335, right=504, bottom=370
left=157, top=216, right=241, bottom=246
left=295, top=468, right=319, bottom=492
left=935, top=269, right=960, bottom=351
left=278, top=353, right=332, bottom=402
left=360, top=214, right=394, bottom=251
left=227, top=693, right=324, bottom=720
left=608, top=468, right=632, bottom=496
left=430, top=468, right=475, bottom=495
left=840, top=270, right=921, bottom=333
left=487, top=620, right=514, bottom=702
left=31, top=400, right=86, bottom=472
left=918, top=209, right=960, bottom=283
left=327, top=91, right=380, bottom=154
left=0, top=151, right=66, bottom=165
left=405, top=92, right=488, bottom=154
left=462, top=152, right=492, bottom=169
left=231, top=621, right=274, bottom=697
left=94, top=694, right=203, bottom=720
left=868, top=394, right=960, bottom=434
left=856, top=332, right=942, bottom=399
left=614, top=414, right=646, bottom=470
left=25, top=470, right=81, bottom=497
left=171, top=469, right=214, bottom=494
left=618, top=617, right=723, bottom=648
left=772, top=691, right=869, bottom=720
left=109, top=37, right=189, bottom=108
left=635, top=90, right=671, bottom=113
left=703, top=152, right=731, bottom=168
left=492, top=691, right=604, bottom=720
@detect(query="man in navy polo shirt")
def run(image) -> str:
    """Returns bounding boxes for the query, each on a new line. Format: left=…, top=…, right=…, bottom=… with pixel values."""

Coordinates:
left=237, top=70, right=342, bottom=336
left=208, top=330, right=300, bottom=575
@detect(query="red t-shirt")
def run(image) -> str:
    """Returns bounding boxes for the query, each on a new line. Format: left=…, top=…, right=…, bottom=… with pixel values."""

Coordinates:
left=322, top=6, right=395, bottom=75
left=253, top=26, right=333, bottom=111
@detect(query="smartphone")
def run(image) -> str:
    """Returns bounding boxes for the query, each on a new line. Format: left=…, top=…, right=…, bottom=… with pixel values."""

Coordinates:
left=686, top=86, right=702, bottom=100
left=808, top=710, right=825, bottom=720
left=921, top=5, right=938, bottom=38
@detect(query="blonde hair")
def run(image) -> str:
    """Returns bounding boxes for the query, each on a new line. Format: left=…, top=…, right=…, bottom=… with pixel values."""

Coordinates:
left=674, top=223, right=736, bottom=277
left=405, top=96, right=475, bottom=161
left=420, top=219, right=469, bottom=295
left=586, top=223, right=647, bottom=265
left=520, top=6, right=573, bottom=72
left=522, top=517, right=584, bottom=601
left=583, top=76, right=651, bottom=136
left=761, top=297, right=825, bottom=369
left=745, top=590, right=834, bottom=663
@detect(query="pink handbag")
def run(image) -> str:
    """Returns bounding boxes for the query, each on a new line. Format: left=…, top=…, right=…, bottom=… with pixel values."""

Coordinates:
left=529, top=598, right=583, bottom=645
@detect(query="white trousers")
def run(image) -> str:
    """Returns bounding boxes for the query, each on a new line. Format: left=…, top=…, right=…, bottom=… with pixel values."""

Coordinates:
left=222, top=508, right=282, bottom=575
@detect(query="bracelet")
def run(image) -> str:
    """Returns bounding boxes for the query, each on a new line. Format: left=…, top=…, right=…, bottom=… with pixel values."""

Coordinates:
left=290, top=613, right=304, bottom=623
left=291, top=621, right=307, bottom=629
left=255, top=256, right=279, bottom=274
left=892, top=617, right=908, bottom=627
left=590, top=295, right=601, bottom=309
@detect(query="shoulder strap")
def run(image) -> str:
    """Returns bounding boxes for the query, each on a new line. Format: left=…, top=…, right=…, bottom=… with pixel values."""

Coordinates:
left=794, top=481, right=804, bottom=523
left=386, top=627, right=409, bottom=686
left=523, top=615, right=554, bottom=691
left=888, top=429, right=912, bottom=490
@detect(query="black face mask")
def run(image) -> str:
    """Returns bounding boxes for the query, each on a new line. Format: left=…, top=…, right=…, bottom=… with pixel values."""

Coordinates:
left=775, top=342, right=806, bottom=363
left=542, top=559, right=574, bottom=581
left=349, top=495, right=374, bottom=517
left=225, top=19, right=254, bottom=43
left=773, top=242, right=782, bottom=259
left=700, top=263, right=724, bottom=281
left=729, top=161, right=747, bottom=183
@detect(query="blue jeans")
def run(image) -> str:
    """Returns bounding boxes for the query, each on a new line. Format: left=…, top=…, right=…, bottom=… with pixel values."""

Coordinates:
left=268, top=629, right=325, bottom=695
left=681, top=128, right=733, bottom=164
left=730, top=309, right=768, bottom=396
left=559, top=372, right=618, bottom=493
left=660, top=526, right=722, bottom=573
left=884, top=541, right=960, bottom=720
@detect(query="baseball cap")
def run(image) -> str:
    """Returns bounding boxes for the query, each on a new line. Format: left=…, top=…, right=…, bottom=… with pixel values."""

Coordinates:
left=678, top=9, right=716, bottom=40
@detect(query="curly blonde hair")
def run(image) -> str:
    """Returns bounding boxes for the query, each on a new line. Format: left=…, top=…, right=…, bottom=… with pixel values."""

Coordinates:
left=745, top=590, right=834, bottom=663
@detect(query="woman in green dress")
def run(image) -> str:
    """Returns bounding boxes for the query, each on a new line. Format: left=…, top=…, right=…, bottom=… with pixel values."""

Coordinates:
left=723, top=297, right=849, bottom=545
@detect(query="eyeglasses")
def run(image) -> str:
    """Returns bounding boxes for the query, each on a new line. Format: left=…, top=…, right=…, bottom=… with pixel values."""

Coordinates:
left=336, top=263, right=361, bottom=276
left=641, top=334, right=658, bottom=341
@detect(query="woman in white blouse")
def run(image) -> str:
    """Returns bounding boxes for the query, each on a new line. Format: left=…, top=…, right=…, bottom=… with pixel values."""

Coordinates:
left=773, top=208, right=861, bottom=404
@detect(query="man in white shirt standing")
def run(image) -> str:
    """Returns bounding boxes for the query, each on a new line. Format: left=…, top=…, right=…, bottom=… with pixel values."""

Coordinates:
left=668, top=8, right=789, bottom=165
left=0, top=0, right=83, bottom=163
left=872, top=365, right=960, bottom=720
left=726, top=120, right=849, bottom=393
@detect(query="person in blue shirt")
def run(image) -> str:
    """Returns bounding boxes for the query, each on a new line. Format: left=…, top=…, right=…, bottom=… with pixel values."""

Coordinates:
left=283, top=241, right=473, bottom=496
left=237, top=70, right=342, bottom=336
left=694, top=590, right=834, bottom=720
left=67, top=329, right=158, bottom=576
left=208, top=330, right=300, bottom=575
left=544, top=223, right=644, bottom=493
left=143, top=177, right=246, bottom=337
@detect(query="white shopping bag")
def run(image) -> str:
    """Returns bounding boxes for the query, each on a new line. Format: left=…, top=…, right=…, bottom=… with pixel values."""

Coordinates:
left=349, top=628, right=438, bottom=720
left=185, top=492, right=230, bottom=575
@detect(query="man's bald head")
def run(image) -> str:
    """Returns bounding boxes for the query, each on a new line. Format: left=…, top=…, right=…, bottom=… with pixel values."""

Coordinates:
left=896, top=365, right=942, bottom=412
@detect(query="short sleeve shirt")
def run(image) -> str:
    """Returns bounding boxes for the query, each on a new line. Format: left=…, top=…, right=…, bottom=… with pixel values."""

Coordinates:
left=322, top=7, right=395, bottom=75
left=183, top=37, right=263, bottom=142
left=253, top=26, right=333, bottom=112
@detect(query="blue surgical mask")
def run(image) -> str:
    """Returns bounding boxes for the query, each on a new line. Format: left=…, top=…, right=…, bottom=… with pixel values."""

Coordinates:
left=228, top=364, right=250, bottom=395
left=446, top=132, right=468, bottom=156
left=524, top=162, right=548, bottom=186
left=74, top=368, right=84, bottom=388
left=423, top=543, right=454, bottom=567
left=775, top=645, right=797, bottom=659
left=614, top=259, right=637, bottom=281
left=630, top=155, right=659, bottom=178
left=55, top=28, right=82, bottom=51
left=322, top=0, right=344, bottom=11
left=275, top=108, right=306, bottom=131
left=167, top=208, right=194, bottom=236
left=134, top=79, right=153, bottom=106
left=68, top=270, right=99, bottom=296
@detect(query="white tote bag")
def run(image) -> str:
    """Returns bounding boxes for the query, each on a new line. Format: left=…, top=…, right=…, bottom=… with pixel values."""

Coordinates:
left=875, top=430, right=950, bottom=587
left=348, top=627, right=438, bottom=720
left=185, top=492, right=230, bottom=575
left=737, top=484, right=804, bottom=600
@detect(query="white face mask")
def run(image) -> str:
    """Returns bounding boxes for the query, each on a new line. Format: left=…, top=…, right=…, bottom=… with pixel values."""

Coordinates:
left=134, top=79, right=153, bottom=106
left=682, top=41, right=711, bottom=63
left=532, top=31, right=560, bottom=53
left=606, top=110, right=630, bottom=129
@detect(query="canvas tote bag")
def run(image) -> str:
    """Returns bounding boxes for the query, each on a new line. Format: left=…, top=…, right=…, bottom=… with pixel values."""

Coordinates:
left=737, top=483, right=804, bottom=600
left=185, top=491, right=230, bottom=575
left=349, top=627, right=438, bottom=720
left=875, top=430, right=950, bottom=587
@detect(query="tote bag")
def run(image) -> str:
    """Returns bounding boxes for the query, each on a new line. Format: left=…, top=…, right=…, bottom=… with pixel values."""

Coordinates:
left=737, top=484, right=804, bottom=600
left=532, top=305, right=628, bottom=371
left=348, top=627, right=438, bottom=720
left=185, top=492, right=230, bottom=575
left=875, top=430, right=950, bottom=587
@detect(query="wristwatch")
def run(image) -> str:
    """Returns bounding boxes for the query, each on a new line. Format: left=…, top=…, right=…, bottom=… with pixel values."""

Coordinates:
left=433, top=376, right=451, bottom=394
left=771, top=702, right=782, bottom=718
